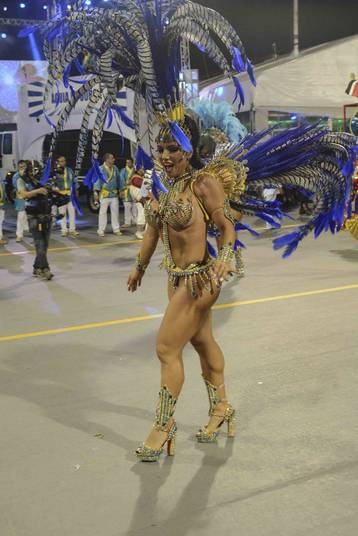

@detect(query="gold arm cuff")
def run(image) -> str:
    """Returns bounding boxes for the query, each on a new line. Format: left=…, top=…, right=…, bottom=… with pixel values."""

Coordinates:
left=135, top=253, right=149, bottom=272
left=217, top=244, right=236, bottom=265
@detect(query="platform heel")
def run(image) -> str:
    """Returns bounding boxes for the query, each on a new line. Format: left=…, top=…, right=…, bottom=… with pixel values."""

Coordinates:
left=167, top=428, right=177, bottom=456
left=136, top=386, right=177, bottom=462
left=196, top=376, right=237, bottom=443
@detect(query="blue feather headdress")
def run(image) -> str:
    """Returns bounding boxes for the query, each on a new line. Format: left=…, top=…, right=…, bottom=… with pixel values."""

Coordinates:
left=21, top=0, right=356, bottom=261
left=22, top=0, right=256, bottom=184
left=188, top=99, right=247, bottom=143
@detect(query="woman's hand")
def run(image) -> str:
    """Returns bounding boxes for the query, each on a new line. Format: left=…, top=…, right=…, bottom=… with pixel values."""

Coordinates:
left=127, top=268, right=144, bottom=292
left=212, top=259, right=234, bottom=286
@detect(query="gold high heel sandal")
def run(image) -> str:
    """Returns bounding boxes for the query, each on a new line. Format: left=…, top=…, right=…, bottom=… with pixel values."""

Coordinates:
left=196, top=377, right=237, bottom=443
left=136, top=386, right=178, bottom=462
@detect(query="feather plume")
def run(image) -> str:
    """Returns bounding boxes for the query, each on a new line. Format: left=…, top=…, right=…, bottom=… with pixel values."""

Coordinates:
left=40, top=158, right=52, bottom=185
left=235, top=221, right=260, bottom=237
left=70, top=182, right=83, bottom=216
left=107, top=108, right=113, bottom=129
left=231, top=46, right=246, bottom=72
left=135, top=146, right=154, bottom=170
left=207, top=240, right=217, bottom=258
left=168, top=121, right=193, bottom=152
left=112, top=104, right=135, bottom=130
left=234, top=238, right=246, bottom=249
left=152, top=169, right=168, bottom=194
left=255, top=212, right=281, bottom=229
left=232, top=76, right=245, bottom=108
left=246, top=59, right=257, bottom=87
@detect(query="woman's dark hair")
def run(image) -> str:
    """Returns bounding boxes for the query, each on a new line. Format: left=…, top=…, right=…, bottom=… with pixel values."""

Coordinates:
left=184, top=115, right=204, bottom=170
left=156, top=114, right=204, bottom=170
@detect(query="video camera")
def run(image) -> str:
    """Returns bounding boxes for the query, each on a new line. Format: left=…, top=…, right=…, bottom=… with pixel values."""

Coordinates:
left=24, top=161, right=70, bottom=216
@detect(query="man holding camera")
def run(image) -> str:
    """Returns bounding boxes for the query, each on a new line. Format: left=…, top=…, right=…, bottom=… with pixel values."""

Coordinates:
left=94, top=153, right=123, bottom=237
left=17, top=162, right=68, bottom=280
left=54, top=155, right=79, bottom=237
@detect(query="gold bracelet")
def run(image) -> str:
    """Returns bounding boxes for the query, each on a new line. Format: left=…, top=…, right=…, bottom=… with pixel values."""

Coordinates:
left=217, top=244, right=235, bottom=265
left=135, top=253, right=149, bottom=272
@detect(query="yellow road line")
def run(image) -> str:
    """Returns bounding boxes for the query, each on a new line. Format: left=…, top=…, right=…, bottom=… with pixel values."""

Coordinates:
left=0, top=223, right=301, bottom=258
left=1, top=284, right=356, bottom=343
left=213, top=284, right=358, bottom=310
left=0, top=238, right=140, bottom=257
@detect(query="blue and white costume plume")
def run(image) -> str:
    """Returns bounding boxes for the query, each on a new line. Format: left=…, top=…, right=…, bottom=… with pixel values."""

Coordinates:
left=21, top=0, right=357, bottom=256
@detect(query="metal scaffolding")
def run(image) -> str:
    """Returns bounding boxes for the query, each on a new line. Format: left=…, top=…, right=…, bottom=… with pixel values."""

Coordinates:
left=180, top=38, right=191, bottom=71
left=0, top=18, right=46, bottom=28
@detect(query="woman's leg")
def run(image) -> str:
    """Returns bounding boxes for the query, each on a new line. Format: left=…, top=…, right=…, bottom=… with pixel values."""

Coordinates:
left=142, top=283, right=220, bottom=449
left=191, top=312, right=233, bottom=433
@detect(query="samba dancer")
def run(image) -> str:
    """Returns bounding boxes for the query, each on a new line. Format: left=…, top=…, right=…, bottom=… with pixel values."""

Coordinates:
left=32, top=0, right=357, bottom=462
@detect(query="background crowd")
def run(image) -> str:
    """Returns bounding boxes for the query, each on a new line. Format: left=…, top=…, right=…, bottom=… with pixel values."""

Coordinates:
left=0, top=154, right=148, bottom=247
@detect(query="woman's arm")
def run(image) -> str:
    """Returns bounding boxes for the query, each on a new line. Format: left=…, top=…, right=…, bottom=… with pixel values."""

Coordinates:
left=127, top=224, right=160, bottom=292
left=194, top=173, right=236, bottom=281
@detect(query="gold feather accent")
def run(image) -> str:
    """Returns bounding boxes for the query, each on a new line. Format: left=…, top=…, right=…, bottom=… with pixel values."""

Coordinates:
left=196, top=156, right=248, bottom=199
left=345, top=216, right=358, bottom=240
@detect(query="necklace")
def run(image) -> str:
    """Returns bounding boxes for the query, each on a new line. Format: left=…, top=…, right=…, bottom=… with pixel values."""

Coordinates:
left=161, top=169, right=193, bottom=193
left=158, top=169, right=193, bottom=219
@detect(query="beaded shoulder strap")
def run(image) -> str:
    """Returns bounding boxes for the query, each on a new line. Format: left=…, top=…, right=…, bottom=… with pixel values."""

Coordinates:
left=189, top=180, right=210, bottom=222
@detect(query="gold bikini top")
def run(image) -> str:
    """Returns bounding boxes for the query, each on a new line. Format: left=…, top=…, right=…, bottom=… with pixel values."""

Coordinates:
left=144, top=172, right=209, bottom=231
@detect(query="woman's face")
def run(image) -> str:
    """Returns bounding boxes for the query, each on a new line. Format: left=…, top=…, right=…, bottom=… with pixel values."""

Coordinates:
left=157, top=141, right=191, bottom=178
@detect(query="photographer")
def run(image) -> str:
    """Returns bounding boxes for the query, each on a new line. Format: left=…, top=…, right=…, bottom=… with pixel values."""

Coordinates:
left=17, top=162, right=69, bottom=280
left=53, top=156, right=79, bottom=237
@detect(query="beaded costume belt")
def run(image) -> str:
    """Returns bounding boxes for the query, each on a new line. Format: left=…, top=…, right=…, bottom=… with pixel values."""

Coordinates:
left=161, top=254, right=215, bottom=298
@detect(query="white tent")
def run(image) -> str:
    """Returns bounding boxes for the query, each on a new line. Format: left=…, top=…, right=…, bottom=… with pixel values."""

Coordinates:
left=200, top=35, right=358, bottom=128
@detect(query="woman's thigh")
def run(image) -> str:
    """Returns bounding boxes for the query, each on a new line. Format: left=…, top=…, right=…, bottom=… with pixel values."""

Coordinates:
left=158, top=283, right=220, bottom=353
left=191, top=310, right=214, bottom=348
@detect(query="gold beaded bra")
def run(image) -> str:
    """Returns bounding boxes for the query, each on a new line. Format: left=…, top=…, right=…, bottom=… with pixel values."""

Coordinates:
left=144, top=171, right=209, bottom=231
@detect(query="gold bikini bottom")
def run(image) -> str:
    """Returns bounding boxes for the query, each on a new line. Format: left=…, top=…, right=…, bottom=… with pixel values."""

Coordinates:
left=161, top=256, right=216, bottom=298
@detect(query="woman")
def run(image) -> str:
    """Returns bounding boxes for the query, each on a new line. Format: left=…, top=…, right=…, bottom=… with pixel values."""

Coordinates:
left=38, top=0, right=356, bottom=462
left=127, top=117, right=237, bottom=462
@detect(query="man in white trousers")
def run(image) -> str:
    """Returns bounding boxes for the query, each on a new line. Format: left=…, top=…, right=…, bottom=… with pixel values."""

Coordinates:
left=94, top=153, right=122, bottom=237
left=54, top=156, right=79, bottom=237
left=120, top=157, right=136, bottom=228
left=12, top=160, right=29, bottom=242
